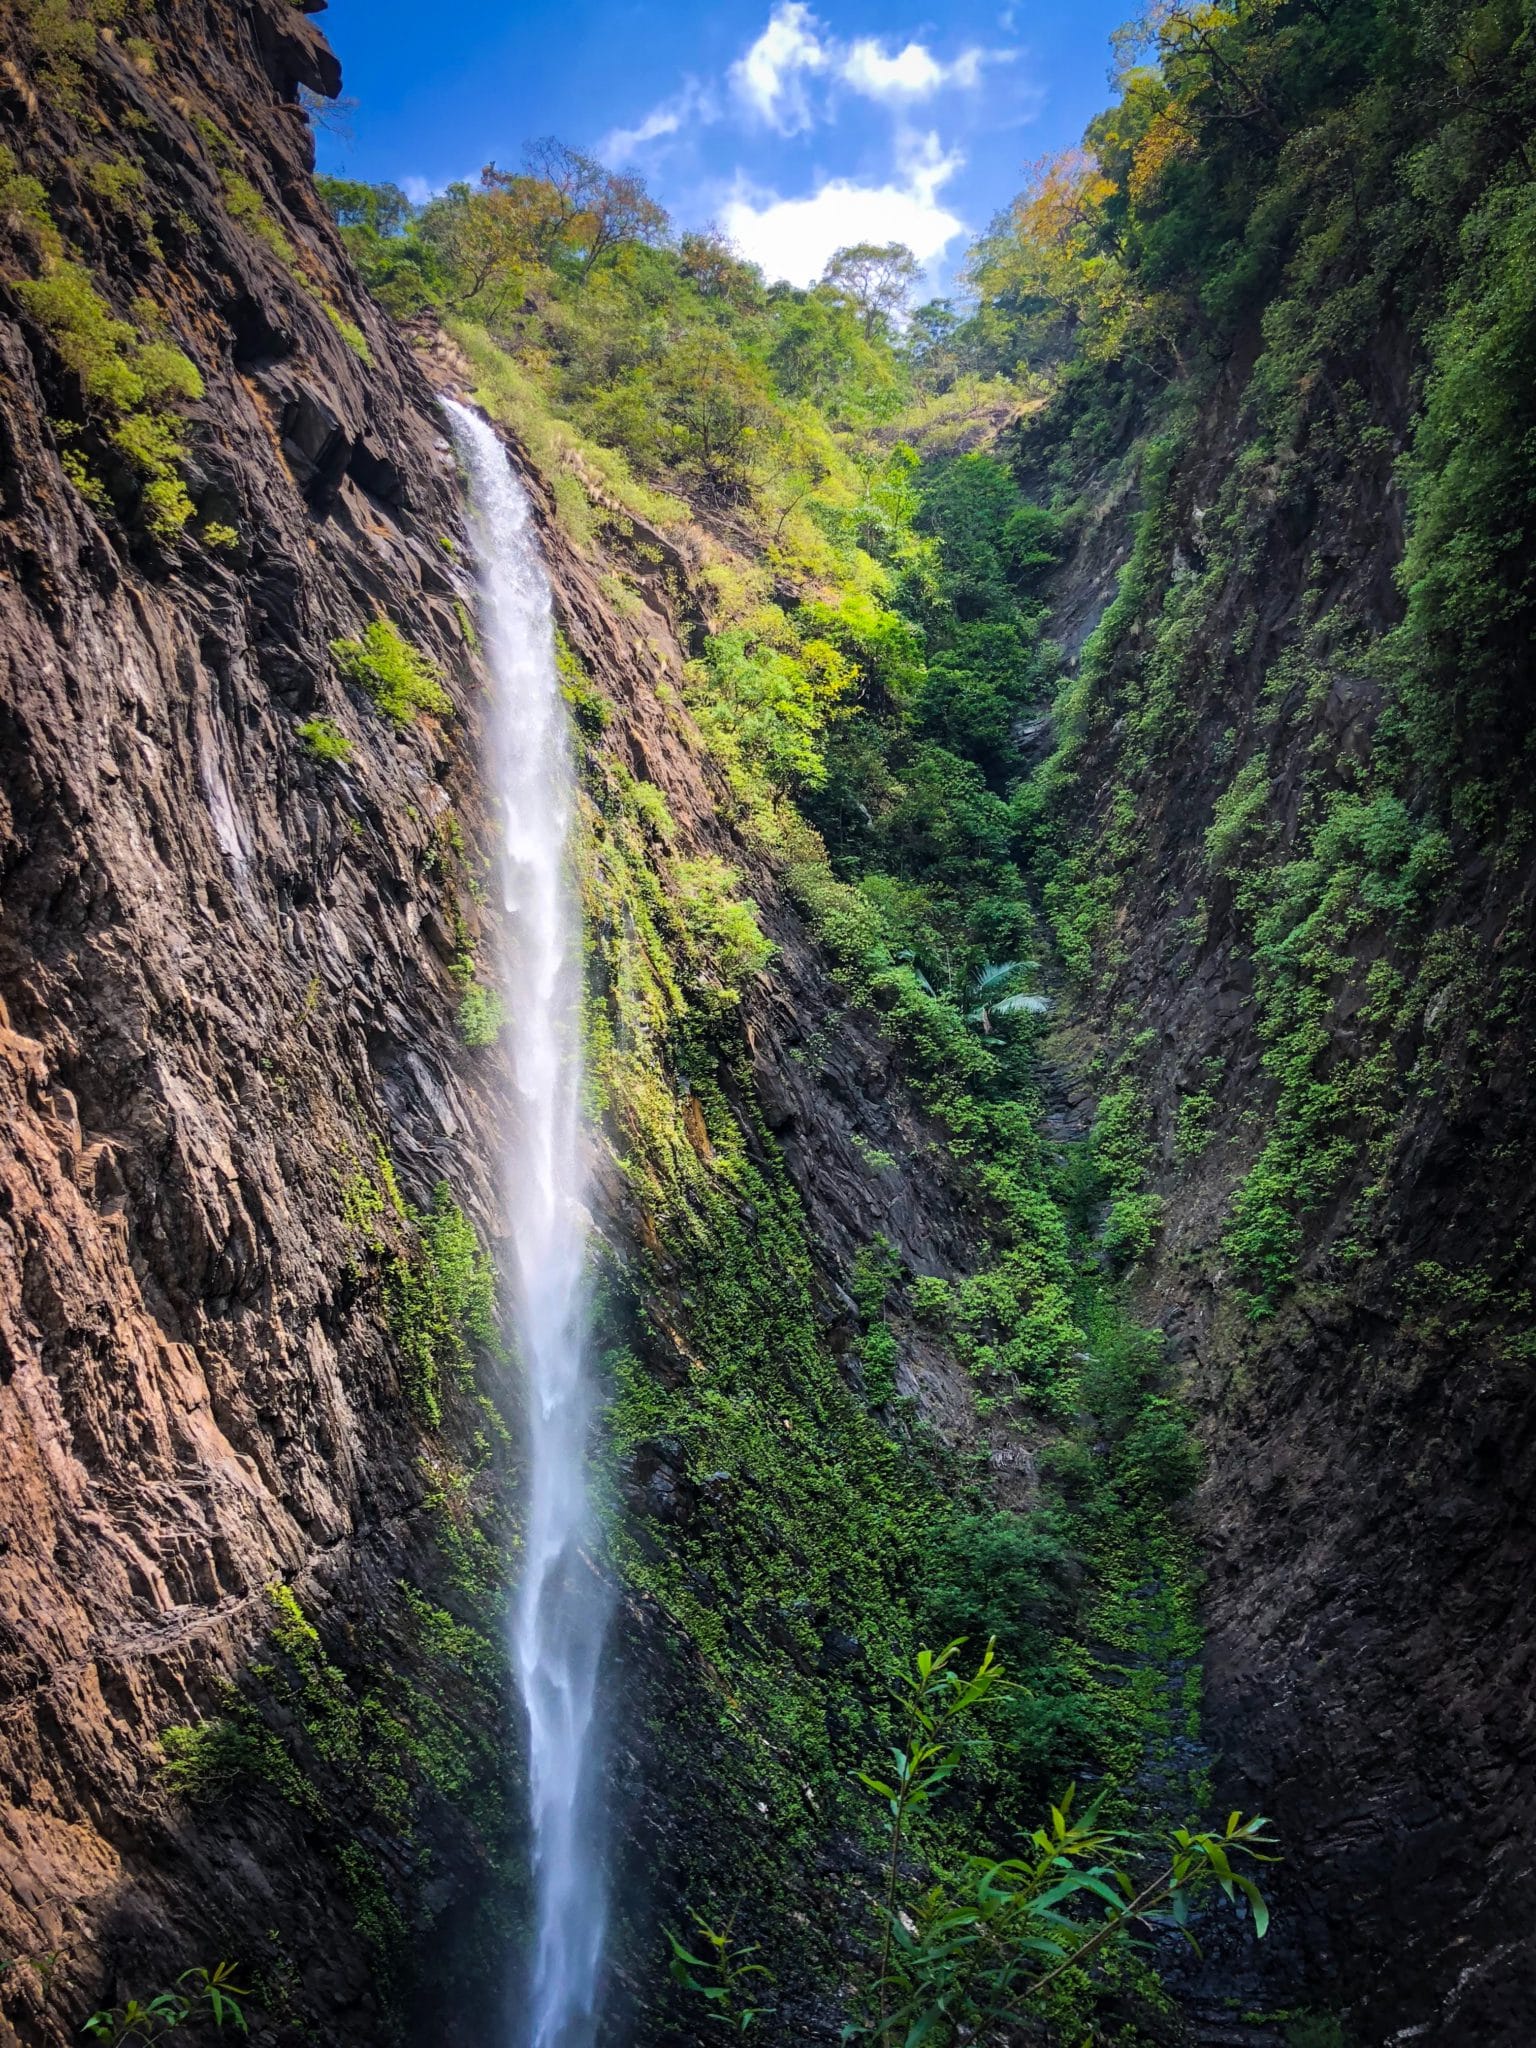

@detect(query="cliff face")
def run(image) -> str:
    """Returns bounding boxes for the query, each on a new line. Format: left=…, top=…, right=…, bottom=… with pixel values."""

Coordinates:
left=0, top=7, right=991, bottom=2038
left=1023, top=311, right=1536, bottom=2039
left=0, top=0, right=516, bottom=2032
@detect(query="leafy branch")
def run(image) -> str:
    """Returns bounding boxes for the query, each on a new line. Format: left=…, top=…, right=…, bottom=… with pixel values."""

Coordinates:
left=668, top=1640, right=1279, bottom=2048
left=665, top=1911, right=776, bottom=2034
left=83, top=1962, right=249, bottom=2045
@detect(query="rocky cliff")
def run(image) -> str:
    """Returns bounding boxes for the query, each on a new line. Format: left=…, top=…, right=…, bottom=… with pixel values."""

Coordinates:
left=0, top=5, right=994, bottom=2039
left=5, top=0, right=1533, bottom=2043
left=0, top=0, right=514, bottom=2033
left=1017, top=243, right=1536, bottom=2041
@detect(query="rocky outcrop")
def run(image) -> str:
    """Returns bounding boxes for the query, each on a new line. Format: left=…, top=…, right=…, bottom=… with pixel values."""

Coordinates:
left=0, top=1, right=524, bottom=2034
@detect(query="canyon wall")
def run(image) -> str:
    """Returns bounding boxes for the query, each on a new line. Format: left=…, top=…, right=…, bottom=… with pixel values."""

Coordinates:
left=0, top=5, right=990, bottom=2038
left=1019, top=293, right=1536, bottom=2041
left=4, top=1, right=1533, bottom=2044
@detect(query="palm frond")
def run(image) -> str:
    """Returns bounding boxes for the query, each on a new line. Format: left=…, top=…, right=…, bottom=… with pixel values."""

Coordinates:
left=989, top=993, right=1051, bottom=1017
left=972, top=960, right=1025, bottom=995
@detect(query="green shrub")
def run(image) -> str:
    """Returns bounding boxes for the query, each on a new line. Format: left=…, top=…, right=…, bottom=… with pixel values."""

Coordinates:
left=322, top=301, right=374, bottom=363
left=385, top=1183, right=500, bottom=1421
left=0, top=145, right=61, bottom=260
left=1205, top=755, right=1272, bottom=875
left=672, top=856, right=774, bottom=987
left=457, top=984, right=505, bottom=1047
left=859, top=1320, right=899, bottom=1403
left=909, top=1274, right=954, bottom=1327
left=1117, top=1395, right=1203, bottom=1503
left=297, top=717, right=352, bottom=765
left=161, top=1713, right=301, bottom=1807
left=1101, top=1190, right=1164, bottom=1266
left=331, top=619, right=451, bottom=725
left=82, top=155, right=147, bottom=220
left=1174, top=1062, right=1223, bottom=1162
left=220, top=170, right=295, bottom=263
left=16, top=263, right=202, bottom=537
left=17, top=0, right=125, bottom=106
left=1285, top=2019, right=1350, bottom=2048
left=920, top=1511, right=1073, bottom=1660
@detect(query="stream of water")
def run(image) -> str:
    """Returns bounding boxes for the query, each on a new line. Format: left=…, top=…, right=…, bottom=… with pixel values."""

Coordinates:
left=444, top=398, right=609, bottom=2048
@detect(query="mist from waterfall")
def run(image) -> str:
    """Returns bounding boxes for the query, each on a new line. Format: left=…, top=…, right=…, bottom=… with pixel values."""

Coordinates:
left=444, top=399, right=609, bottom=2048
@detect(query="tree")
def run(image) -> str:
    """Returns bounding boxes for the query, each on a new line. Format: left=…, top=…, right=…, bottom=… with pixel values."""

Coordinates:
left=415, top=177, right=541, bottom=317
left=667, top=1641, right=1278, bottom=2047
left=821, top=241, right=923, bottom=338
left=657, top=331, right=779, bottom=500
left=516, top=137, right=668, bottom=272
left=314, top=176, right=410, bottom=238
left=769, top=291, right=862, bottom=402
left=678, top=226, right=766, bottom=310
left=904, top=297, right=963, bottom=387
left=965, top=151, right=1124, bottom=369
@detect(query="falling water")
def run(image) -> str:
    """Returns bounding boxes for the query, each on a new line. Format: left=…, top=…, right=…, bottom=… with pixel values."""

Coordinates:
left=444, top=399, right=609, bottom=2048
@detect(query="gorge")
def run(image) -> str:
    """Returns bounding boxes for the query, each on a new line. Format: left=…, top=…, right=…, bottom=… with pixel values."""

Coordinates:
left=0, top=0, right=1534, bottom=2044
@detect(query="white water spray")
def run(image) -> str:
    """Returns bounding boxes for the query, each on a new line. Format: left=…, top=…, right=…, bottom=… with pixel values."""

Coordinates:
left=444, top=399, right=609, bottom=2048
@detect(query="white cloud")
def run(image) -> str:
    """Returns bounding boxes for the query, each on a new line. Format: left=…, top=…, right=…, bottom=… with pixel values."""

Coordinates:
left=719, top=140, right=966, bottom=286
left=839, top=35, right=995, bottom=103
left=600, top=79, right=717, bottom=165
left=896, top=127, right=966, bottom=207
left=841, top=38, right=943, bottom=97
left=401, top=175, right=439, bottom=206
left=727, top=3, right=1003, bottom=133
left=729, top=2, right=829, bottom=134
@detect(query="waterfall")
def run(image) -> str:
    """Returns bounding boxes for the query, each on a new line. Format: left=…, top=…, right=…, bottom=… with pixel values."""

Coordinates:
left=443, top=399, right=609, bottom=2048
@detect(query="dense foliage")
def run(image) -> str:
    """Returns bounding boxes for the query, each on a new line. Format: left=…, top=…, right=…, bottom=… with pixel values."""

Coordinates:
left=963, top=0, right=1536, bottom=1312
left=305, top=0, right=1536, bottom=2018
left=318, top=118, right=1222, bottom=2039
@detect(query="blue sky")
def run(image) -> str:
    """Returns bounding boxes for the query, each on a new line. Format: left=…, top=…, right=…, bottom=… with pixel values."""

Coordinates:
left=315, top=0, right=1131, bottom=292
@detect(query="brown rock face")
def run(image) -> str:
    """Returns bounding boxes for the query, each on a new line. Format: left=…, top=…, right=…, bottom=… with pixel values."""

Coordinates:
left=0, top=0, right=516, bottom=2033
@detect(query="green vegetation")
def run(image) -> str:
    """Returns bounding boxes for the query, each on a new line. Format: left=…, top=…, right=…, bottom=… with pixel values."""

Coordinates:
left=945, top=0, right=1536, bottom=1318
left=1090, top=1078, right=1163, bottom=1268
left=15, top=261, right=203, bottom=537
left=160, top=1577, right=517, bottom=2011
left=84, top=1962, right=249, bottom=2044
left=81, top=154, right=149, bottom=224
left=0, top=144, right=62, bottom=262
left=13, top=0, right=130, bottom=109
left=218, top=170, right=296, bottom=264
left=312, top=133, right=1226, bottom=2027
left=296, top=716, right=352, bottom=765
left=322, top=300, right=373, bottom=362
left=382, top=1182, right=500, bottom=1424
left=299, top=5, right=1536, bottom=2017
left=670, top=858, right=774, bottom=990
left=330, top=618, right=452, bottom=726
left=674, top=1641, right=1274, bottom=2044
left=456, top=982, right=506, bottom=1047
